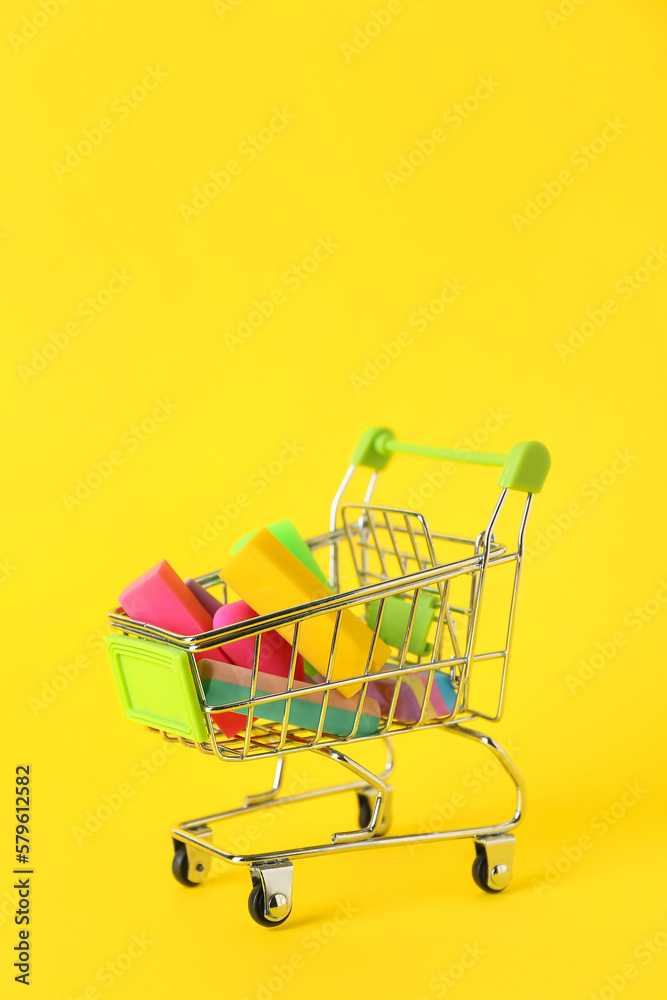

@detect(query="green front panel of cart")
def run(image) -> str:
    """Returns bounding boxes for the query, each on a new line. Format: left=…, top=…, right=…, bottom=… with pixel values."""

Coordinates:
left=105, top=634, right=209, bottom=742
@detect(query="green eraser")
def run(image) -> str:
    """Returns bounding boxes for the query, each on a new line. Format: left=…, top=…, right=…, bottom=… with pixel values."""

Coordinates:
left=231, top=518, right=329, bottom=586
left=366, top=592, right=439, bottom=656
left=302, top=659, right=319, bottom=679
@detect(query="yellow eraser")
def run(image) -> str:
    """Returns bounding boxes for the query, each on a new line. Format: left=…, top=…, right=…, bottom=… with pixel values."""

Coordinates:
left=220, top=528, right=391, bottom=695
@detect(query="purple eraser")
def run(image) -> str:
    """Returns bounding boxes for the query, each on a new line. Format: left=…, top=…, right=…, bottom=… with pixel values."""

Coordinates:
left=185, top=578, right=223, bottom=618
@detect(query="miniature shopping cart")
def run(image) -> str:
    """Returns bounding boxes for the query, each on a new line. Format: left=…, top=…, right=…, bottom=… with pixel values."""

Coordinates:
left=106, top=427, right=550, bottom=926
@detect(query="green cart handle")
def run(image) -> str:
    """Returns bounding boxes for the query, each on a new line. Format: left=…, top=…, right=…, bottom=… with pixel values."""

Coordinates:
left=351, top=427, right=550, bottom=493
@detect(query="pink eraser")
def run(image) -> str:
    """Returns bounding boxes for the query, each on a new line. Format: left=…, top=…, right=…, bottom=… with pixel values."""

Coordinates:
left=185, top=578, right=223, bottom=618
left=212, top=600, right=306, bottom=682
left=119, top=559, right=231, bottom=665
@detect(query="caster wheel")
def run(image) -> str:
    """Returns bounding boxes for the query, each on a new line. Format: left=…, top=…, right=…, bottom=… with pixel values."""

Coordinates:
left=172, top=841, right=198, bottom=887
left=357, top=793, right=372, bottom=829
left=472, top=853, right=505, bottom=894
left=357, top=793, right=391, bottom=836
left=248, top=884, right=290, bottom=928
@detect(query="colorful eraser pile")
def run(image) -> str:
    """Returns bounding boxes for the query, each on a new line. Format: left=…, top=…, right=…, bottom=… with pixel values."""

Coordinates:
left=220, top=528, right=391, bottom=695
left=114, top=518, right=454, bottom=740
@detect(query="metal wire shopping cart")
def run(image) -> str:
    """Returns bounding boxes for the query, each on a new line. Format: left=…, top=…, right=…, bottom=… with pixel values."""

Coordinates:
left=105, top=427, right=550, bottom=926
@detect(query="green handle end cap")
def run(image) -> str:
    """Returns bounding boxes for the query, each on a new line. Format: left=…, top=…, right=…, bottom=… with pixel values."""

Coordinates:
left=498, top=441, right=551, bottom=493
left=351, top=427, right=395, bottom=470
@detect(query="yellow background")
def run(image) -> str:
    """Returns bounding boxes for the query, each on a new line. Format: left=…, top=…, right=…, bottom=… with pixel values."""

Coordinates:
left=2, top=0, right=666, bottom=997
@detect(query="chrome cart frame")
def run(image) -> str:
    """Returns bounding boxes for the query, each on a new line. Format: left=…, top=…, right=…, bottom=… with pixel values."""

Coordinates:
left=106, top=427, right=550, bottom=925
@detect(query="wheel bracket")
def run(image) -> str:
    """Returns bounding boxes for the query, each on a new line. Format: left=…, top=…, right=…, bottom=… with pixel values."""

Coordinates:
left=474, top=834, right=515, bottom=890
left=250, top=861, right=294, bottom=923
left=178, top=825, right=213, bottom=884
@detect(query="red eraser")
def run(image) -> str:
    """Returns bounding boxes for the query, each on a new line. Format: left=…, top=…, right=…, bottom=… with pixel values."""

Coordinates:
left=211, top=710, right=248, bottom=737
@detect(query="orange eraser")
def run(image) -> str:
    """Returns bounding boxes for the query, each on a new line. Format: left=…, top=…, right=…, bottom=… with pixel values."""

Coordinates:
left=219, top=529, right=390, bottom=695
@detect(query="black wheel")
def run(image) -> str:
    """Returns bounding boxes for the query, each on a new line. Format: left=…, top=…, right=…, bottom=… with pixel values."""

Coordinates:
left=472, top=853, right=504, bottom=894
left=357, top=793, right=392, bottom=836
left=357, top=793, right=372, bottom=829
left=248, top=884, right=290, bottom=928
left=357, top=793, right=391, bottom=836
left=172, top=841, right=198, bottom=887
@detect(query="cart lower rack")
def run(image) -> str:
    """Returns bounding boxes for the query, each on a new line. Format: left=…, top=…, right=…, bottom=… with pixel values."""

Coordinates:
left=106, top=427, right=550, bottom=926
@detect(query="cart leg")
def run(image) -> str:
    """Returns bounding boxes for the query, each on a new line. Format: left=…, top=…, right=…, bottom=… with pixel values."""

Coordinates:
left=248, top=861, right=294, bottom=927
left=472, top=834, right=515, bottom=893
left=357, top=785, right=393, bottom=837
left=355, top=736, right=394, bottom=836
left=318, top=745, right=392, bottom=844
left=442, top=724, right=523, bottom=893
left=172, top=825, right=214, bottom=886
left=245, top=755, right=286, bottom=807
left=444, top=723, right=526, bottom=827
